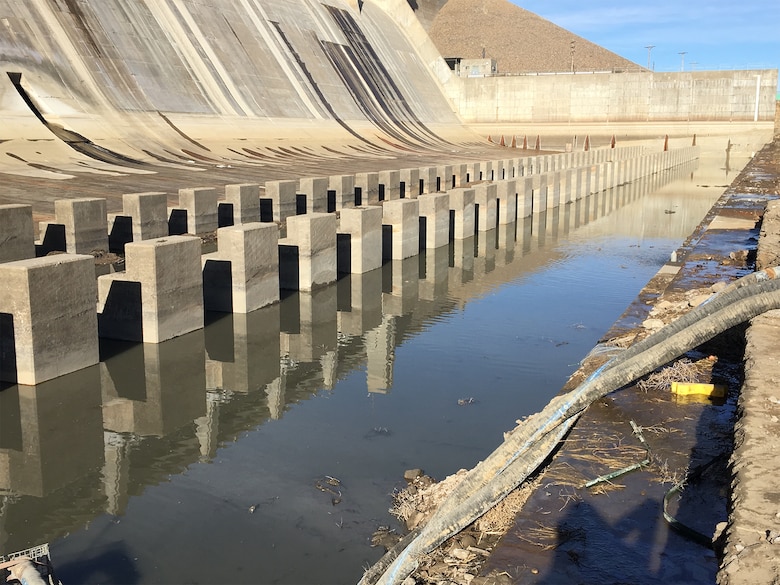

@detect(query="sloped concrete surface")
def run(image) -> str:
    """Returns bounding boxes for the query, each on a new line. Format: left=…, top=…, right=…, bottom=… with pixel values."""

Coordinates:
left=0, top=0, right=470, bottom=173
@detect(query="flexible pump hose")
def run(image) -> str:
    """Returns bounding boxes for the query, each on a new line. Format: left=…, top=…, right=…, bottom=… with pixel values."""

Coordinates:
left=361, top=267, right=780, bottom=585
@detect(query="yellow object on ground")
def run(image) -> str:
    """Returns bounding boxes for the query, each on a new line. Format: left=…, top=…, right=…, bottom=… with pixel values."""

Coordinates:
left=671, top=382, right=726, bottom=398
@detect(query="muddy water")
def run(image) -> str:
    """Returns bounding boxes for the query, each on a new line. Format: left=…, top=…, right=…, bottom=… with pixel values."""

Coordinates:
left=0, top=155, right=746, bottom=584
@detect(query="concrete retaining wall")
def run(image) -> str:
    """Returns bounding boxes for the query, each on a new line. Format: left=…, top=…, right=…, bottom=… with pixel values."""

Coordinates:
left=447, top=70, right=779, bottom=124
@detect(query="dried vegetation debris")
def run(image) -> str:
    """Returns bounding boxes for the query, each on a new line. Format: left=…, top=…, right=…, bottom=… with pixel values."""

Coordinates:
left=374, top=469, right=538, bottom=585
left=640, top=280, right=732, bottom=332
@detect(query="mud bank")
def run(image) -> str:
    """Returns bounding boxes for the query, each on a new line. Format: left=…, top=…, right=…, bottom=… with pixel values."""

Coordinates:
left=718, top=146, right=780, bottom=584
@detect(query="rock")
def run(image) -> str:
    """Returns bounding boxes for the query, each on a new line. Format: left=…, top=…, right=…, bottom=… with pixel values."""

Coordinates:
left=713, top=521, right=727, bottom=543
left=689, top=294, right=712, bottom=307
left=428, top=562, right=450, bottom=577
left=404, top=468, right=424, bottom=481
left=451, top=547, right=471, bottom=560
left=729, top=250, right=749, bottom=263
left=401, top=577, right=416, bottom=585
left=407, top=511, right=425, bottom=531
left=711, top=281, right=729, bottom=293
left=459, top=534, right=477, bottom=549
left=371, top=528, right=401, bottom=550
left=643, top=318, right=665, bottom=331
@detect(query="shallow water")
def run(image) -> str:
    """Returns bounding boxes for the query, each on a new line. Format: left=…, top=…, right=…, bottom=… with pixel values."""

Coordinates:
left=0, top=156, right=745, bottom=584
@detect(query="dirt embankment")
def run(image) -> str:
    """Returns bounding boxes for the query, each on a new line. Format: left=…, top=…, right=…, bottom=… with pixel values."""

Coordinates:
left=428, top=0, right=641, bottom=73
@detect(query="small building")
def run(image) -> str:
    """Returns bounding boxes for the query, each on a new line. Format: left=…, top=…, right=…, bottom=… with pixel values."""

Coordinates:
left=445, top=57, right=498, bottom=78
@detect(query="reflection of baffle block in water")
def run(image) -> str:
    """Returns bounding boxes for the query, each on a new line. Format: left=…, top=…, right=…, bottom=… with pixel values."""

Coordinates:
left=224, top=183, right=260, bottom=225
left=419, top=245, right=450, bottom=301
left=473, top=183, right=498, bottom=232
left=399, top=167, right=420, bottom=198
left=123, top=192, right=169, bottom=241
left=418, top=193, right=450, bottom=249
left=496, top=222, right=517, bottom=263
left=448, top=188, right=475, bottom=240
left=366, top=315, right=396, bottom=394
left=280, top=288, right=337, bottom=363
left=329, top=174, right=355, bottom=211
left=474, top=231, right=497, bottom=274
left=354, top=172, right=379, bottom=206
left=382, top=199, right=419, bottom=261
left=178, top=187, right=218, bottom=234
left=0, top=366, right=103, bottom=497
left=336, top=269, right=382, bottom=337
left=383, top=257, right=419, bottom=317
left=378, top=169, right=400, bottom=201
left=263, top=180, right=297, bottom=223
left=0, top=204, right=35, bottom=263
left=495, top=180, right=517, bottom=225
left=101, top=330, right=206, bottom=437
left=208, top=307, right=281, bottom=394
left=202, top=223, right=280, bottom=313
left=449, top=237, right=475, bottom=286
left=338, top=206, right=383, bottom=274
left=54, top=197, right=108, bottom=254
left=97, top=235, right=203, bottom=343
left=279, top=213, right=337, bottom=291
left=298, top=177, right=329, bottom=213
left=0, top=254, right=99, bottom=384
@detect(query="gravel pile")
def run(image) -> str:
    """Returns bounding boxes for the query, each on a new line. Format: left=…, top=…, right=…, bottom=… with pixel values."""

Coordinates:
left=426, top=0, right=642, bottom=74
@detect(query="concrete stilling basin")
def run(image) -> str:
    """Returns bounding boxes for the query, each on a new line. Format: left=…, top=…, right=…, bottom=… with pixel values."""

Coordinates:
left=0, top=0, right=776, bottom=584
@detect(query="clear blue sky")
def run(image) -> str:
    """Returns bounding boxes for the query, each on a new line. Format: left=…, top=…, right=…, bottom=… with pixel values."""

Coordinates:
left=512, top=1, right=779, bottom=75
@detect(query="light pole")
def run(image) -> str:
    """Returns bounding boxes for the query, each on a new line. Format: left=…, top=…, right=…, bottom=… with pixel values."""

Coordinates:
left=645, top=45, right=655, bottom=70
left=679, top=51, right=687, bottom=71
left=570, top=41, right=575, bottom=73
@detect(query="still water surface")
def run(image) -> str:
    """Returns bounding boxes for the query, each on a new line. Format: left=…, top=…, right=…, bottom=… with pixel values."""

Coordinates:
left=0, top=156, right=741, bottom=584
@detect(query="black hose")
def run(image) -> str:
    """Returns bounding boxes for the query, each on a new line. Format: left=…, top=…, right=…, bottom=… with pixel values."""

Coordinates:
left=362, top=268, right=780, bottom=585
